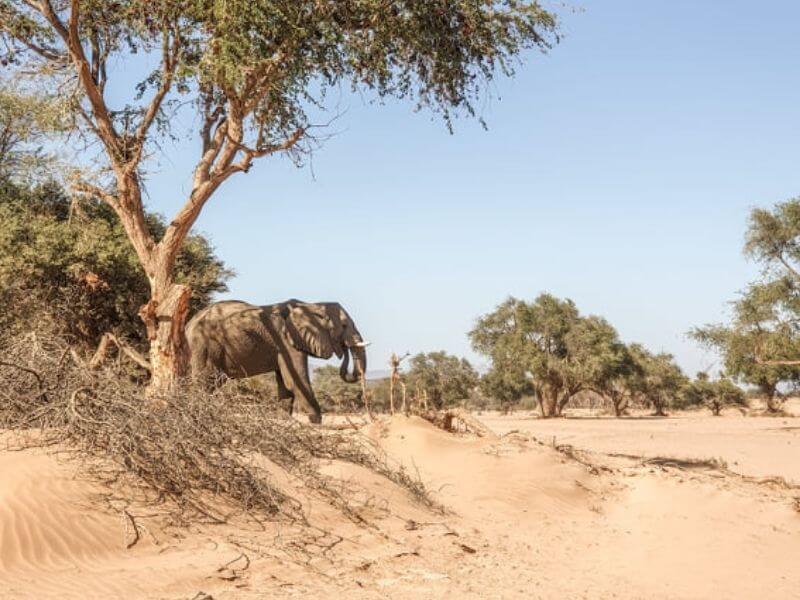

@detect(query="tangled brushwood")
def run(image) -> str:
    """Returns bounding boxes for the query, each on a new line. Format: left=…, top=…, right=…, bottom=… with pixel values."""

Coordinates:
left=0, top=331, right=435, bottom=525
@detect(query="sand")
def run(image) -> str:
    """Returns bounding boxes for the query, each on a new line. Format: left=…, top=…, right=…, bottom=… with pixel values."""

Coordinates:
left=1, top=412, right=799, bottom=599
left=481, top=404, right=800, bottom=483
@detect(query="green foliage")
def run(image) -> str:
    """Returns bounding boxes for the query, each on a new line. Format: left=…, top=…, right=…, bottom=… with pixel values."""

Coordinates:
left=1, top=0, right=559, bottom=150
left=0, top=178, right=231, bottom=347
left=692, top=197, right=800, bottom=411
left=471, top=294, right=687, bottom=417
left=312, top=365, right=363, bottom=412
left=0, top=85, right=68, bottom=180
left=471, top=295, right=621, bottom=416
left=405, top=351, right=479, bottom=409
left=569, top=316, right=636, bottom=416
left=626, top=344, right=687, bottom=416
left=745, top=200, right=800, bottom=274
left=681, top=373, right=746, bottom=416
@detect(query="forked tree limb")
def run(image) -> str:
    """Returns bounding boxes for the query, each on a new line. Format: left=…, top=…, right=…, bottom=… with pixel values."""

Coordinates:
left=89, top=333, right=152, bottom=372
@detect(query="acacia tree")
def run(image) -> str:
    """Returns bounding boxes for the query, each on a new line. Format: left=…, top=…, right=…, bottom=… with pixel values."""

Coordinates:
left=1, top=1, right=558, bottom=392
left=692, top=199, right=800, bottom=411
left=471, top=295, right=624, bottom=417
left=690, top=284, right=800, bottom=412
left=472, top=295, right=682, bottom=417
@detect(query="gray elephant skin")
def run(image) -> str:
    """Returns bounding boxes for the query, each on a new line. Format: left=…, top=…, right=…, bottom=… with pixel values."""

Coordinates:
left=186, top=299, right=368, bottom=423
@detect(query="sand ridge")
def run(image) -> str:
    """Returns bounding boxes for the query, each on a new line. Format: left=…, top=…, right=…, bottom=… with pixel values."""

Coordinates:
left=1, top=414, right=799, bottom=599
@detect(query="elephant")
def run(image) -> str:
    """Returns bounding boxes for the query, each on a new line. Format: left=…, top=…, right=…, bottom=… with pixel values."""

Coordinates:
left=186, top=299, right=368, bottom=423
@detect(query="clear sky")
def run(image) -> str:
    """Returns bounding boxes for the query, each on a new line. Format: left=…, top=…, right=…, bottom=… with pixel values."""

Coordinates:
left=139, top=0, right=800, bottom=376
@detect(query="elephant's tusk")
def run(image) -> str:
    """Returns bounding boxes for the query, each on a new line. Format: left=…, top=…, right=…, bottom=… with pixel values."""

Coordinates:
left=354, top=341, right=371, bottom=348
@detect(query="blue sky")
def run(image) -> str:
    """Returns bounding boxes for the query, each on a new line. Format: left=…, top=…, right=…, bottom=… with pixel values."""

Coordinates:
left=138, top=0, right=800, bottom=376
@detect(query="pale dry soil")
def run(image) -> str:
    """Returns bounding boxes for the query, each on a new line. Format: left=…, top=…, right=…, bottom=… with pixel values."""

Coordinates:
left=482, top=400, right=800, bottom=483
left=1, top=411, right=799, bottom=599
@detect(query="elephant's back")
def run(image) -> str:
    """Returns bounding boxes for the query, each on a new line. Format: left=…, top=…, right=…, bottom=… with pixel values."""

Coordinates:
left=187, top=301, right=255, bottom=336
left=186, top=301, right=276, bottom=378
left=186, top=301, right=255, bottom=355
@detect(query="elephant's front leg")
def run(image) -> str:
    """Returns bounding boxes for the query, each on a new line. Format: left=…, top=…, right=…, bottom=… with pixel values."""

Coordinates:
left=277, top=351, right=323, bottom=424
left=275, top=369, right=295, bottom=416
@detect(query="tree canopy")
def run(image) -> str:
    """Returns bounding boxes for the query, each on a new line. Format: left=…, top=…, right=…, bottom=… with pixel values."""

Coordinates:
left=471, top=295, right=604, bottom=416
left=471, top=294, right=687, bottom=417
left=692, top=197, right=800, bottom=411
left=681, top=372, right=746, bottom=416
left=0, top=84, right=68, bottom=180
left=626, top=344, right=687, bottom=416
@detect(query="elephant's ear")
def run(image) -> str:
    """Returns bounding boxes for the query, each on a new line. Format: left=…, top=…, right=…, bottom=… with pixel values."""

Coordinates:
left=282, top=304, right=336, bottom=359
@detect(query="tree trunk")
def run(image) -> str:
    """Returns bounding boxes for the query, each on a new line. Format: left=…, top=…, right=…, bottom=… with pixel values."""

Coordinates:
left=541, top=392, right=560, bottom=418
left=612, top=397, right=622, bottom=417
left=389, top=374, right=396, bottom=415
left=764, top=385, right=782, bottom=413
left=139, top=282, right=192, bottom=396
left=555, top=389, right=574, bottom=417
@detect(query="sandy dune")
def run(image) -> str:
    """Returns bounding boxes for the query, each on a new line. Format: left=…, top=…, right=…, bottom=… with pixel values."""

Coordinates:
left=1, top=415, right=799, bottom=599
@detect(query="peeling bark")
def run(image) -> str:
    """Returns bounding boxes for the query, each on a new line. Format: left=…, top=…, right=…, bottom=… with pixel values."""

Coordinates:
left=139, top=283, right=191, bottom=394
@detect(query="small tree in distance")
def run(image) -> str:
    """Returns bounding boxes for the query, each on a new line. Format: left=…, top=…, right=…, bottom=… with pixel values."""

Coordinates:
left=682, top=372, right=746, bottom=416
left=1, top=1, right=559, bottom=393
left=313, top=364, right=363, bottom=413
left=405, top=351, right=479, bottom=410
left=471, top=295, right=625, bottom=417
left=571, top=316, right=634, bottom=417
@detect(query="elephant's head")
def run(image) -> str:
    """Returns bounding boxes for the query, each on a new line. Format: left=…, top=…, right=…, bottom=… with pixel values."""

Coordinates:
left=281, top=300, right=368, bottom=384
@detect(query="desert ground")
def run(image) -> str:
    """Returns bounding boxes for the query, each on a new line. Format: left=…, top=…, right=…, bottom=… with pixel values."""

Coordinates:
left=2, top=407, right=799, bottom=600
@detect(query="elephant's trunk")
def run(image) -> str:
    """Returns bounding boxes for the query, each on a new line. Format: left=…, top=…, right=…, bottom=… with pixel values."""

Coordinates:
left=340, top=343, right=367, bottom=384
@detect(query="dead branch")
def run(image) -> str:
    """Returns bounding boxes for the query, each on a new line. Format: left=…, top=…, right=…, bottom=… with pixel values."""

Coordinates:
left=123, top=509, right=141, bottom=549
left=0, top=330, right=438, bottom=528
left=419, top=408, right=496, bottom=438
left=89, top=332, right=151, bottom=371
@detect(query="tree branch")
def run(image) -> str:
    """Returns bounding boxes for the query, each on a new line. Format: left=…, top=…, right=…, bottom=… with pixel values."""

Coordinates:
left=218, top=127, right=306, bottom=179
left=779, top=256, right=800, bottom=283
left=89, top=333, right=152, bottom=372
left=71, top=179, right=120, bottom=208
left=130, top=25, right=180, bottom=168
left=39, top=0, right=122, bottom=163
